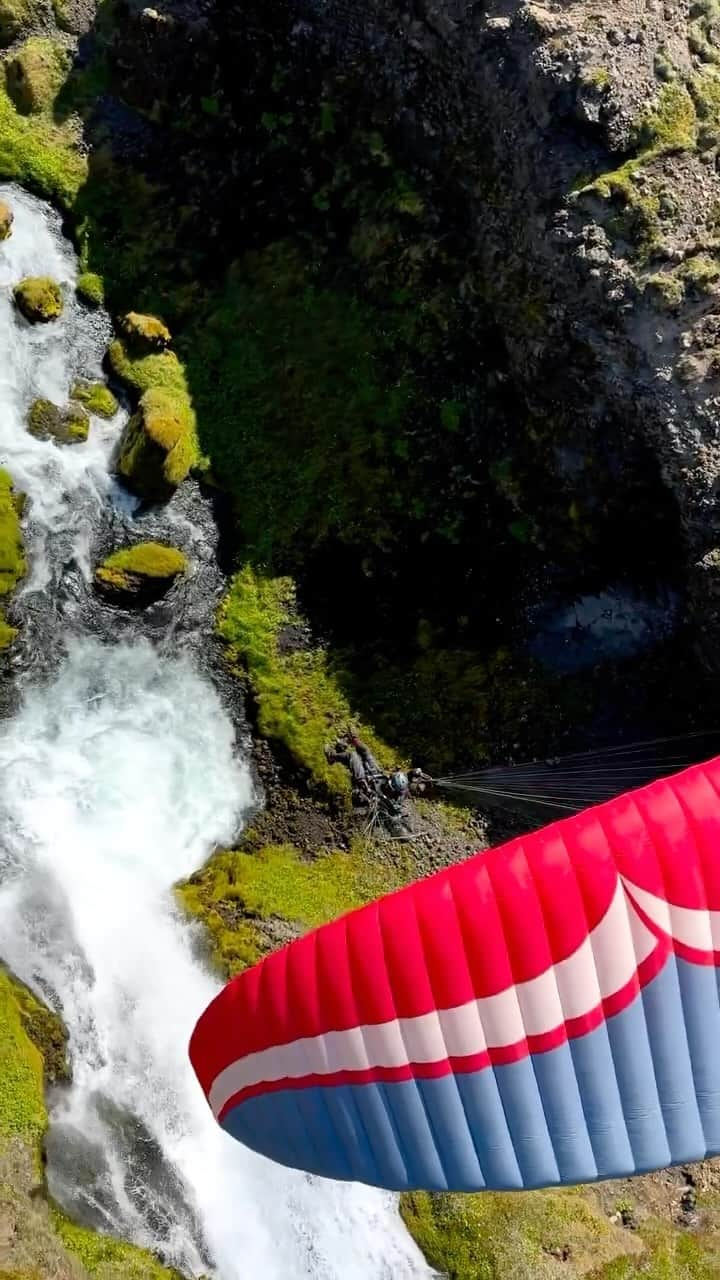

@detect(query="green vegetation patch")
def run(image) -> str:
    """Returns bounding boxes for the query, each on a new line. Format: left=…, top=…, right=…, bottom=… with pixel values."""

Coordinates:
left=76, top=270, right=104, bottom=307
left=0, top=468, right=26, bottom=596
left=5, top=38, right=69, bottom=115
left=678, top=253, right=720, bottom=293
left=218, top=567, right=393, bottom=796
left=0, top=970, right=49, bottom=1155
left=0, top=69, right=85, bottom=207
left=0, top=0, right=38, bottom=46
left=185, top=241, right=415, bottom=561
left=71, top=379, right=118, bottom=418
left=178, top=839, right=415, bottom=977
left=401, top=1189, right=642, bottom=1280
left=601, top=1218, right=720, bottom=1277
left=635, top=82, right=698, bottom=152
left=52, top=1212, right=184, bottom=1279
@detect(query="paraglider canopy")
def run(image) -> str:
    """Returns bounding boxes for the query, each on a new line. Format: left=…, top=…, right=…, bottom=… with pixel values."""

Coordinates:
left=189, top=745, right=720, bottom=1194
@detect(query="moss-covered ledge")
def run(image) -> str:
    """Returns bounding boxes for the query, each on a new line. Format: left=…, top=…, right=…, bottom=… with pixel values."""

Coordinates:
left=217, top=567, right=394, bottom=801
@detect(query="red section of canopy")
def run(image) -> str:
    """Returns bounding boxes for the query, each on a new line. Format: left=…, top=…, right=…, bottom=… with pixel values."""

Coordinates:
left=189, top=756, right=720, bottom=1097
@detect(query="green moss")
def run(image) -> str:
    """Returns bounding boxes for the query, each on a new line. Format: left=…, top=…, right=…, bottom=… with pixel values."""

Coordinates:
left=678, top=253, right=720, bottom=292
left=689, top=0, right=720, bottom=66
left=95, top=541, right=187, bottom=595
left=76, top=270, right=104, bottom=307
left=583, top=66, right=610, bottom=91
left=108, top=339, right=197, bottom=493
left=218, top=567, right=393, bottom=796
left=581, top=161, right=662, bottom=258
left=120, top=311, right=171, bottom=351
left=27, top=397, right=89, bottom=443
left=5, top=38, right=69, bottom=116
left=51, top=1212, right=184, bottom=1279
left=0, top=0, right=37, bottom=45
left=185, top=242, right=415, bottom=561
left=13, top=275, right=63, bottom=322
left=178, top=839, right=415, bottom=976
left=0, top=468, right=26, bottom=597
left=116, top=386, right=195, bottom=498
left=0, top=609, right=18, bottom=649
left=0, top=971, right=48, bottom=1157
left=101, top=542, right=187, bottom=578
left=0, top=70, right=85, bottom=208
left=71, top=379, right=118, bottom=418
left=599, top=1220, right=718, bottom=1277
left=644, top=272, right=685, bottom=307
left=636, top=83, right=698, bottom=152
left=401, top=1189, right=639, bottom=1280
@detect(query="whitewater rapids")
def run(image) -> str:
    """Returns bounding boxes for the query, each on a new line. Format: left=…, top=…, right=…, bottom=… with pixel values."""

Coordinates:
left=0, top=186, right=430, bottom=1279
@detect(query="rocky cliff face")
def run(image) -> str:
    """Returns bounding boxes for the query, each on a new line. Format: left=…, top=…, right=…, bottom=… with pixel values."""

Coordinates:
left=110, top=0, right=720, bottom=659
left=281, top=0, right=720, bottom=646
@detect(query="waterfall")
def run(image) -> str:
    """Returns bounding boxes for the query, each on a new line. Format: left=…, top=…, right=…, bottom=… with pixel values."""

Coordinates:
left=0, top=185, right=430, bottom=1280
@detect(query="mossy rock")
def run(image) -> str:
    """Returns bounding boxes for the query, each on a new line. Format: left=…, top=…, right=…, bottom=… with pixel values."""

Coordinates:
left=0, top=196, right=13, bottom=240
left=13, top=276, right=63, bottom=323
left=119, top=311, right=171, bottom=352
left=0, top=0, right=37, bottom=46
left=5, top=38, right=69, bottom=116
left=0, top=608, right=17, bottom=650
left=27, top=397, right=89, bottom=444
left=76, top=271, right=103, bottom=307
left=116, top=386, right=193, bottom=500
left=0, top=468, right=26, bottom=597
left=71, top=379, right=118, bottom=418
left=94, top=541, right=188, bottom=604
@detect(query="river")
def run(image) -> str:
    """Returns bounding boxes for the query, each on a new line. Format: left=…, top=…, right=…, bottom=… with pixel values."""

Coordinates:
left=0, top=185, right=431, bottom=1280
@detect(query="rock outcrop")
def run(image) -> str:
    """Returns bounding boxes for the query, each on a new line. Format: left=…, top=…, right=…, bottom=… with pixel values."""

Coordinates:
left=71, top=379, right=118, bottom=418
left=120, top=310, right=171, bottom=352
left=5, top=37, right=69, bottom=115
left=27, top=397, right=89, bottom=443
left=94, top=541, right=188, bottom=603
left=13, top=275, right=63, bottom=322
left=115, top=385, right=192, bottom=500
left=105, top=0, right=720, bottom=657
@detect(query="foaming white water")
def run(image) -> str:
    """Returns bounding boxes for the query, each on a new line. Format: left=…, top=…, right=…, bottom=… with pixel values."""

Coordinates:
left=0, top=184, right=129, bottom=588
left=0, top=188, right=430, bottom=1278
left=0, top=641, right=429, bottom=1279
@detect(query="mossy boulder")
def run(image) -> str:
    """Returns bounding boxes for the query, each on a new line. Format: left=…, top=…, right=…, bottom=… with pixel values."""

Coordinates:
left=116, top=386, right=193, bottom=500
left=94, top=541, right=188, bottom=604
left=0, top=469, right=26, bottom=597
left=119, top=311, right=171, bottom=352
left=5, top=38, right=69, bottom=115
left=0, top=197, right=13, bottom=240
left=13, top=276, right=63, bottom=323
left=71, top=379, right=118, bottom=418
left=0, top=0, right=36, bottom=46
left=27, top=397, right=89, bottom=444
left=76, top=271, right=103, bottom=307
